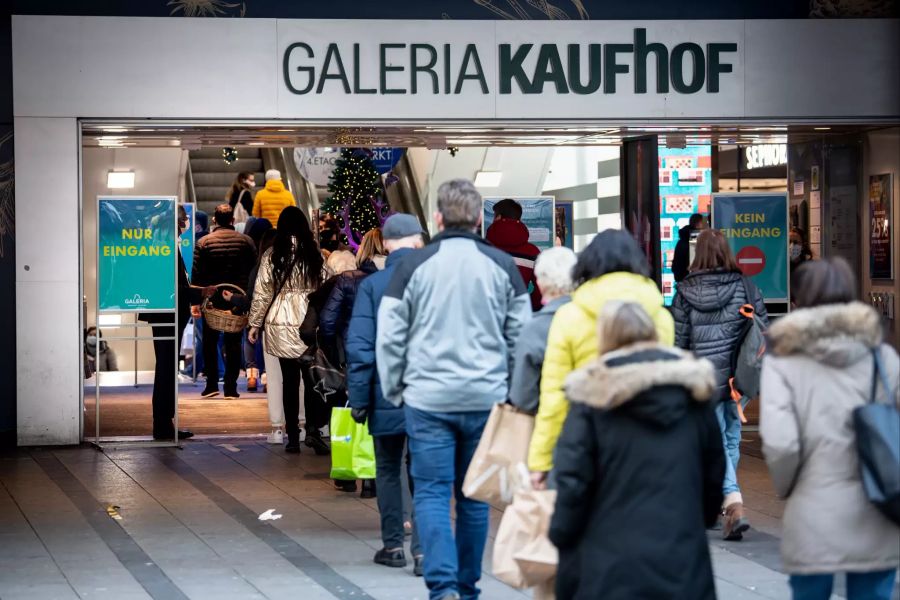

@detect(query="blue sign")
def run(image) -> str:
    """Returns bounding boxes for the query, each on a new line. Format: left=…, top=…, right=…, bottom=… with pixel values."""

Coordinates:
left=712, top=193, right=789, bottom=303
left=180, top=203, right=195, bottom=280
left=370, top=147, right=404, bottom=174
left=483, top=197, right=555, bottom=250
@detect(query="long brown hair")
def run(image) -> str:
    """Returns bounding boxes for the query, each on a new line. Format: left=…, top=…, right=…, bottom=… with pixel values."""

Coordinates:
left=356, top=228, right=385, bottom=267
left=690, top=229, right=739, bottom=273
left=226, top=171, right=254, bottom=203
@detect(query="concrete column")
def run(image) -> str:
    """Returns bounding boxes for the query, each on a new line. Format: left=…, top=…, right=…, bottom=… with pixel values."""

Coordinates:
left=15, top=117, right=81, bottom=445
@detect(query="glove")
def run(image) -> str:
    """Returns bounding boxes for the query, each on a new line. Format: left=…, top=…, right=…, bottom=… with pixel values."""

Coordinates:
left=350, top=407, right=368, bottom=424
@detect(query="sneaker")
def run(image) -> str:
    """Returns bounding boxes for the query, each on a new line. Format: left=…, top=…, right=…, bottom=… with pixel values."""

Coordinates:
left=285, top=439, right=301, bottom=453
left=246, top=368, right=258, bottom=392
left=223, top=389, right=240, bottom=400
left=373, top=547, right=407, bottom=568
left=200, top=386, right=219, bottom=398
left=360, top=480, right=376, bottom=499
left=304, top=431, right=330, bottom=456
left=722, top=502, right=750, bottom=541
left=413, top=555, right=424, bottom=577
left=266, top=428, right=284, bottom=445
left=438, top=594, right=460, bottom=600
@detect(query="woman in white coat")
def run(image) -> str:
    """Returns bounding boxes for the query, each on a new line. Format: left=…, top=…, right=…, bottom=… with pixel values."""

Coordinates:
left=760, top=258, right=899, bottom=600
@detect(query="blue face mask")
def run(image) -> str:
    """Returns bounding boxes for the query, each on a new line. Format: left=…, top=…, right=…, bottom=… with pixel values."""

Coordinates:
left=790, top=243, right=802, bottom=261
left=86, top=335, right=98, bottom=346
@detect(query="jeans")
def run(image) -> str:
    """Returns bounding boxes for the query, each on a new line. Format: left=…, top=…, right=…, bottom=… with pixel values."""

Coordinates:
left=374, top=434, right=421, bottom=556
left=202, top=321, right=241, bottom=393
left=715, top=400, right=742, bottom=498
left=404, top=405, right=491, bottom=600
left=790, top=570, right=897, bottom=600
left=242, top=329, right=258, bottom=370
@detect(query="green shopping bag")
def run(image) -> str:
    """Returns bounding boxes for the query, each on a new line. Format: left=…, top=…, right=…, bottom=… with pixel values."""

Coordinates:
left=329, top=407, right=377, bottom=480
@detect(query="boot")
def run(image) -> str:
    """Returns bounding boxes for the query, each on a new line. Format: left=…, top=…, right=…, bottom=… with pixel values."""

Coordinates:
left=722, top=502, right=750, bottom=541
left=285, top=428, right=301, bottom=453
left=247, top=367, right=259, bottom=392
left=261, top=371, right=268, bottom=394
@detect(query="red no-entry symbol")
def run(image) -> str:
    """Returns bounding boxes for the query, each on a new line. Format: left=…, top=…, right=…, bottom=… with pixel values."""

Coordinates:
left=736, top=246, right=766, bottom=276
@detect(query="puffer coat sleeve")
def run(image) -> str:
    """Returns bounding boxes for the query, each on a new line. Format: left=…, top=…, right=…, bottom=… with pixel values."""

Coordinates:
left=759, top=357, right=802, bottom=497
left=549, top=402, right=598, bottom=549
left=248, top=250, right=274, bottom=329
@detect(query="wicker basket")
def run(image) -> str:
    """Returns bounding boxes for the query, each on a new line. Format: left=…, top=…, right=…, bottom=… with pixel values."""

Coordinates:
left=202, top=284, right=249, bottom=333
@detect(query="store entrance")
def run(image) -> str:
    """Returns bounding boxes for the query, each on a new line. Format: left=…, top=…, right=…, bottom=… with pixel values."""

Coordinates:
left=78, top=120, right=877, bottom=441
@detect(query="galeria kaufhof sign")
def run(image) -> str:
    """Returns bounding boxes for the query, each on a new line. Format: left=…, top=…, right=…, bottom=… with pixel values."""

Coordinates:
left=284, top=28, right=737, bottom=97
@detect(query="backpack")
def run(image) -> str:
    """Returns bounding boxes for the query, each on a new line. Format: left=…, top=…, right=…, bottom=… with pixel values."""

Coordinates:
left=728, top=277, right=767, bottom=422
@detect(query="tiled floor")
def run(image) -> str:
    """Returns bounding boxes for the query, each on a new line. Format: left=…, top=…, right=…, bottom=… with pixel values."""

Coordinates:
left=0, top=439, right=892, bottom=600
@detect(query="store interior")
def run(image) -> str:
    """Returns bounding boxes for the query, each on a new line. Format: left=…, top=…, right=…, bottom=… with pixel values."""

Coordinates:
left=79, top=122, right=894, bottom=440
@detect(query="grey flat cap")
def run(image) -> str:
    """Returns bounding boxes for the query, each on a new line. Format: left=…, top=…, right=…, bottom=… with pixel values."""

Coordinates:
left=382, top=213, right=424, bottom=240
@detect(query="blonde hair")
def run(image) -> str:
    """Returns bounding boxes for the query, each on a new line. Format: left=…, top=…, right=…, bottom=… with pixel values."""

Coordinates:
left=326, top=250, right=357, bottom=275
left=598, top=301, right=657, bottom=354
left=356, top=228, right=385, bottom=267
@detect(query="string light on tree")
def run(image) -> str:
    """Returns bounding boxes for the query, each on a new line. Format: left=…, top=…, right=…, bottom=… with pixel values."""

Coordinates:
left=222, top=147, right=238, bottom=165
left=321, top=148, right=393, bottom=250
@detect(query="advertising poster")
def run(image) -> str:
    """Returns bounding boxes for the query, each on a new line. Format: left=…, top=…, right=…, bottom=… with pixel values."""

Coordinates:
left=181, top=202, right=195, bottom=280
left=869, top=174, right=893, bottom=279
left=293, top=147, right=341, bottom=186
left=98, top=197, right=177, bottom=312
left=658, top=145, right=712, bottom=304
left=555, top=201, right=574, bottom=249
left=483, top=197, right=555, bottom=250
left=712, top=193, right=789, bottom=303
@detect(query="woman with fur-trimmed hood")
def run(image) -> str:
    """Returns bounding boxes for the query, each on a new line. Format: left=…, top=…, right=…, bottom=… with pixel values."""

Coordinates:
left=549, top=302, right=725, bottom=600
left=760, top=258, right=899, bottom=599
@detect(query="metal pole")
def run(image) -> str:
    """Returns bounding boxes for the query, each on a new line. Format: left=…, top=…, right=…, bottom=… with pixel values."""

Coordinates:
left=174, top=199, right=180, bottom=446
left=134, top=315, right=138, bottom=387
left=95, top=196, right=101, bottom=444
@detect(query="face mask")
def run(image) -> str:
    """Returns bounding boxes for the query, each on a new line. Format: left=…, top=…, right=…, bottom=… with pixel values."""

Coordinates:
left=789, top=243, right=802, bottom=261
left=86, top=335, right=98, bottom=346
left=245, top=180, right=255, bottom=189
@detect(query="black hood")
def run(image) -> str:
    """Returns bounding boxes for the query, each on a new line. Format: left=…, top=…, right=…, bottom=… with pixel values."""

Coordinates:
left=678, top=224, right=693, bottom=241
left=565, top=345, right=715, bottom=429
left=677, top=269, right=744, bottom=312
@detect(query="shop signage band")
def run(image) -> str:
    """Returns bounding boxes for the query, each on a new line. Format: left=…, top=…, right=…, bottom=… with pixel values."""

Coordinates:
left=283, top=29, right=737, bottom=97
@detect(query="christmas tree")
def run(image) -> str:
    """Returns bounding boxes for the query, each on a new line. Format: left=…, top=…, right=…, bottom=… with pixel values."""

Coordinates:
left=321, top=148, right=392, bottom=250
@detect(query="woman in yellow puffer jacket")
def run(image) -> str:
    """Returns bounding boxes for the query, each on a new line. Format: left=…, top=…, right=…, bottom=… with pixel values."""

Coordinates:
left=528, top=229, right=675, bottom=487
left=253, top=169, right=297, bottom=223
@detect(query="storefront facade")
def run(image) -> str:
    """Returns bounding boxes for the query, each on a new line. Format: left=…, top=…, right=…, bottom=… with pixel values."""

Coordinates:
left=10, top=15, right=900, bottom=444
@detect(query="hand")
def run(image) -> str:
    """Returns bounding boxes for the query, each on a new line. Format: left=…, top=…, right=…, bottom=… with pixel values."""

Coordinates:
left=221, top=290, right=233, bottom=302
left=248, top=327, right=260, bottom=344
left=530, top=471, right=548, bottom=490
left=191, top=305, right=201, bottom=319
left=350, top=407, right=368, bottom=424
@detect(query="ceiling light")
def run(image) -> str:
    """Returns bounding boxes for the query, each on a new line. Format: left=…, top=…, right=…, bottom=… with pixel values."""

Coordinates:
left=814, top=127, right=831, bottom=131
left=107, top=171, right=135, bottom=189
left=98, top=314, right=122, bottom=326
left=248, top=142, right=265, bottom=146
left=474, top=171, right=502, bottom=187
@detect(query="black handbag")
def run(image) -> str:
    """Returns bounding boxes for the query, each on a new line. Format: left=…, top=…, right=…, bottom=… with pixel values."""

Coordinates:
left=300, top=332, right=347, bottom=407
left=853, top=347, right=900, bottom=525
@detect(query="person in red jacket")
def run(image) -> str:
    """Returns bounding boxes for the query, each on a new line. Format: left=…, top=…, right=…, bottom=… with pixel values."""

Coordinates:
left=486, top=198, right=542, bottom=311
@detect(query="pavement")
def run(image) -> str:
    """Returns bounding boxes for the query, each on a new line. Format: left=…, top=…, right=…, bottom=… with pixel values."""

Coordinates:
left=0, top=438, right=895, bottom=600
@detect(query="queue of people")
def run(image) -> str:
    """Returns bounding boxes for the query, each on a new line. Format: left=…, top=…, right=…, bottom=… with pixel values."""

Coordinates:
left=129, top=173, right=896, bottom=600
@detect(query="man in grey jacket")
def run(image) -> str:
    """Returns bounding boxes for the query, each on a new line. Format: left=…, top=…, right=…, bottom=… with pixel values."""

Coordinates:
left=508, top=246, right=577, bottom=414
left=377, top=179, right=531, bottom=600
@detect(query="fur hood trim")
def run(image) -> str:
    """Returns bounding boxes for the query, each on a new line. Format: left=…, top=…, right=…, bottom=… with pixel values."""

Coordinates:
left=565, top=344, right=717, bottom=410
left=768, top=302, right=882, bottom=358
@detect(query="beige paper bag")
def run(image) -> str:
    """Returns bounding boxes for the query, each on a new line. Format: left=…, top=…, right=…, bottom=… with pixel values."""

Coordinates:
left=493, top=489, right=558, bottom=589
left=462, top=403, right=534, bottom=506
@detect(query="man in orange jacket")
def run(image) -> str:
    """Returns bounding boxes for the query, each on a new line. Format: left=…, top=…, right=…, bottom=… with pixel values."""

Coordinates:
left=252, top=169, right=296, bottom=223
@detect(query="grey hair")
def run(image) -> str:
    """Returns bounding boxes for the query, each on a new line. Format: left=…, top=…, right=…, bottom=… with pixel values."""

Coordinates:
left=534, top=247, right=577, bottom=296
left=598, top=301, right=657, bottom=354
left=437, top=179, right=482, bottom=230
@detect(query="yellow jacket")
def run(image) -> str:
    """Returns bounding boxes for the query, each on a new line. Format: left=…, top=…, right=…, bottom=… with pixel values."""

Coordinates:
left=527, top=272, right=675, bottom=472
left=252, top=179, right=296, bottom=223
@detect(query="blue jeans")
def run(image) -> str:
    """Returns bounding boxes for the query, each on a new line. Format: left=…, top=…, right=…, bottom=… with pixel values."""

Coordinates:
left=790, top=570, right=897, bottom=600
left=715, top=401, right=742, bottom=497
left=404, top=405, right=491, bottom=600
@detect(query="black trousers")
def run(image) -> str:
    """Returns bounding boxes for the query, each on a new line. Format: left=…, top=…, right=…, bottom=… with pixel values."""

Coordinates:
left=150, top=316, right=187, bottom=435
left=202, top=321, right=242, bottom=392
left=278, top=357, right=303, bottom=439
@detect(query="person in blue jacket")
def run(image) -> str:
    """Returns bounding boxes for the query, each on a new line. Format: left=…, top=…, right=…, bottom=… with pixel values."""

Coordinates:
left=346, top=214, right=426, bottom=576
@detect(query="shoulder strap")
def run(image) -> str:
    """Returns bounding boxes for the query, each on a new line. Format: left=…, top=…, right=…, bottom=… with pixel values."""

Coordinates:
left=870, top=347, right=896, bottom=406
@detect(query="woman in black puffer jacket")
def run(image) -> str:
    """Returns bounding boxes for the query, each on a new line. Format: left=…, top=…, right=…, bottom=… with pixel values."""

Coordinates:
left=671, top=228, right=767, bottom=542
